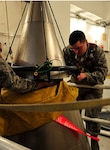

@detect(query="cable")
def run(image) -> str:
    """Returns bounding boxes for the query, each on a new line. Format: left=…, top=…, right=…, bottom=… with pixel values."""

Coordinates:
left=48, top=1, right=66, bottom=48
left=5, top=1, right=11, bottom=59
left=5, top=2, right=28, bottom=61
left=35, top=61, right=53, bottom=74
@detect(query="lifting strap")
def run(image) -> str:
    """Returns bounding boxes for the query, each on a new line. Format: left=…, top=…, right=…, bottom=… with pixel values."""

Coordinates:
left=0, top=98, right=110, bottom=112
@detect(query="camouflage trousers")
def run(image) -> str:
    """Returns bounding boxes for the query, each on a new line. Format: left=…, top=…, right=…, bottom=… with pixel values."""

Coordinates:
left=77, top=88, right=103, bottom=150
left=77, top=88, right=103, bottom=136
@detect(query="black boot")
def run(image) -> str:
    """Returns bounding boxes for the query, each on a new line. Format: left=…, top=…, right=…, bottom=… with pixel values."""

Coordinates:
left=91, top=139, right=99, bottom=150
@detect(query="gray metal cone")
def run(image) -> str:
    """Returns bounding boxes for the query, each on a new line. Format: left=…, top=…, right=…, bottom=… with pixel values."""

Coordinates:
left=13, top=1, right=47, bottom=66
left=13, top=1, right=65, bottom=68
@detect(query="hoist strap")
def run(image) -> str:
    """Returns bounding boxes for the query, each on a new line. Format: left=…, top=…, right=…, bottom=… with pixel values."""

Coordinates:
left=0, top=98, right=110, bottom=112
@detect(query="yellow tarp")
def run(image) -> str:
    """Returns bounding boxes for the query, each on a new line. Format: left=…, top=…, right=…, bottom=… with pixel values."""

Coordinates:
left=0, top=81, right=78, bottom=136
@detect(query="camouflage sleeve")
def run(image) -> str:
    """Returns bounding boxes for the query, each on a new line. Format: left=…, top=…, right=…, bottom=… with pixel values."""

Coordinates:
left=63, top=46, right=72, bottom=66
left=0, top=58, right=37, bottom=93
left=86, top=47, right=108, bottom=85
left=63, top=46, right=74, bottom=75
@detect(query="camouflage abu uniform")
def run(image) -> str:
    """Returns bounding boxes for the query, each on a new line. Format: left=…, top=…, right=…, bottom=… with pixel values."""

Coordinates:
left=0, top=57, right=37, bottom=94
left=63, top=43, right=108, bottom=137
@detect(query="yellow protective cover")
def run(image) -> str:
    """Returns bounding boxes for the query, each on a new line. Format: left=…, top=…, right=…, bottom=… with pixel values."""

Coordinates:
left=0, top=81, right=78, bottom=136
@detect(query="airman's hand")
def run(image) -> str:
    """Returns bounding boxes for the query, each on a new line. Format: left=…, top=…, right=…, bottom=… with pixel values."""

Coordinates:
left=77, top=73, right=87, bottom=81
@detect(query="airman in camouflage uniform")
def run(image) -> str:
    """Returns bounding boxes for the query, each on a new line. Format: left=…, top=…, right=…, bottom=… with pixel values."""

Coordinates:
left=63, top=30, right=108, bottom=150
left=0, top=56, right=52, bottom=94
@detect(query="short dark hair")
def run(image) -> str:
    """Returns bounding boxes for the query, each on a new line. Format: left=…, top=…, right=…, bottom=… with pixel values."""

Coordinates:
left=69, top=30, right=86, bottom=45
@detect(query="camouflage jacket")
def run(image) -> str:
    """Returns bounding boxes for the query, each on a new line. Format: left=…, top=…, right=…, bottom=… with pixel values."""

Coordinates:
left=0, top=58, right=37, bottom=93
left=63, top=43, right=108, bottom=86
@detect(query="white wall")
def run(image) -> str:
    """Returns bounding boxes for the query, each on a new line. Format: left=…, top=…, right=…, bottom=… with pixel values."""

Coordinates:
left=0, top=1, right=28, bottom=62
left=50, top=1, right=70, bottom=48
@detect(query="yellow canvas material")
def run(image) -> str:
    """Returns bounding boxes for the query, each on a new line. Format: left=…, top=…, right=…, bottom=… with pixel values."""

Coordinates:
left=0, top=81, right=78, bottom=136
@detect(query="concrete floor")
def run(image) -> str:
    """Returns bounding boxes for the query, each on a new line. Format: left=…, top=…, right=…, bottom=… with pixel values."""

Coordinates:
left=99, top=133, right=110, bottom=150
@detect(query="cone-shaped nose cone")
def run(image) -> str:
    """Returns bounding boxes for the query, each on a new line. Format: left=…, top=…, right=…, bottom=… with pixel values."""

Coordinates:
left=13, top=1, right=65, bottom=68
